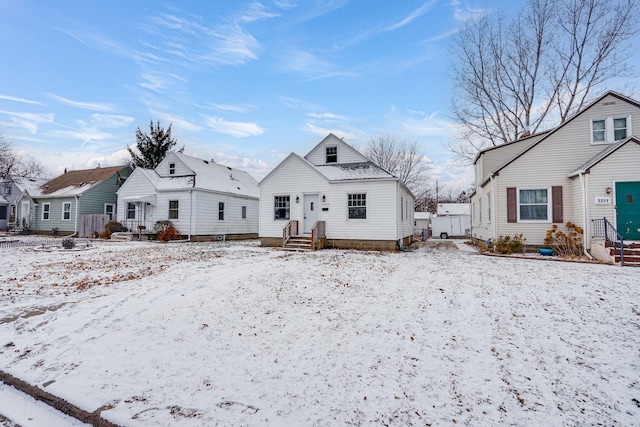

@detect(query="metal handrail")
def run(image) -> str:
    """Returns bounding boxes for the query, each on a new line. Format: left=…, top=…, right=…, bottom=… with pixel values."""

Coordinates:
left=591, top=217, right=624, bottom=266
left=282, top=220, right=298, bottom=247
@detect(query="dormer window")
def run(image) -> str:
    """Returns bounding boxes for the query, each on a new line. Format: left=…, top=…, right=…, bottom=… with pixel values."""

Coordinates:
left=326, top=146, right=337, bottom=163
left=169, top=162, right=176, bottom=175
left=614, top=117, right=627, bottom=140
left=592, top=120, right=605, bottom=142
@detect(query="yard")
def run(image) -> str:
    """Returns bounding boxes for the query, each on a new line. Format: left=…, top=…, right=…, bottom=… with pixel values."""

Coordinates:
left=0, top=238, right=638, bottom=426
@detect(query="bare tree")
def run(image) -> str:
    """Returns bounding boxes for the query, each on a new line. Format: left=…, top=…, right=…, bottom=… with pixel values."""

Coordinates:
left=365, top=135, right=430, bottom=194
left=449, top=0, right=639, bottom=162
left=0, top=134, right=48, bottom=179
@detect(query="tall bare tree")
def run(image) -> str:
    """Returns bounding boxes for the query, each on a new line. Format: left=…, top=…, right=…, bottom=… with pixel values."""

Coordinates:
left=449, top=0, right=639, bottom=162
left=128, top=120, right=183, bottom=169
left=365, top=135, right=430, bottom=195
left=0, top=134, right=48, bottom=179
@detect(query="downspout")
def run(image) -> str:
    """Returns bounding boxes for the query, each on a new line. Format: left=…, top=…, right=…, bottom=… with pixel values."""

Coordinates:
left=578, top=172, right=593, bottom=259
left=188, top=189, right=193, bottom=241
left=490, top=175, right=497, bottom=242
left=74, top=195, right=80, bottom=236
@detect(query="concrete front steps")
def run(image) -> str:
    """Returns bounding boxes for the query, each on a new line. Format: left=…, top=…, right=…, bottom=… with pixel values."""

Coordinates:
left=283, top=235, right=313, bottom=251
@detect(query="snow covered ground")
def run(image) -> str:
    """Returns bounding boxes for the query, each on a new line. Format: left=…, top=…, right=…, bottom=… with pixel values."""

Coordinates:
left=0, top=237, right=639, bottom=426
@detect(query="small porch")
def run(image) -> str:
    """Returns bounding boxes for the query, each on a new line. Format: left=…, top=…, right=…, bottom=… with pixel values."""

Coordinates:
left=282, top=220, right=326, bottom=251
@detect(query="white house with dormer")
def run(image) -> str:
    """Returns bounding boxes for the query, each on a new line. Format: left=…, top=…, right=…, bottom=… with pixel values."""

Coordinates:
left=259, top=134, right=415, bottom=250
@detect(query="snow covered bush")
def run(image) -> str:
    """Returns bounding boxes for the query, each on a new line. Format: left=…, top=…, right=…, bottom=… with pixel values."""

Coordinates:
left=61, top=238, right=75, bottom=249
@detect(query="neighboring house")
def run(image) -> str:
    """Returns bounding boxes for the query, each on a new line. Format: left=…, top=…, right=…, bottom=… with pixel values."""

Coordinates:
left=259, top=133, right=415, bottom=250
left=414, top=211, right=431, bottom=238
left=470, top=90, right=640, bottom=258
left=116, top=152, right=259, bottom=240
left=16, top=165, right=131, bottom=236
left=0, top=176, right=47, bottom=231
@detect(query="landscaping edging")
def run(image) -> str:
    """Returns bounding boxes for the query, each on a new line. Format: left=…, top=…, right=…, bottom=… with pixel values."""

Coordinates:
left=0, top=370, right=120, bottom=427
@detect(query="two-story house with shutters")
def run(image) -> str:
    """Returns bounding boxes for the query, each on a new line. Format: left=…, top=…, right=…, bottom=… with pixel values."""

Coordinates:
left=470, top=91, right=640, bottom=261
left=259, top=133, right=415, bottom=251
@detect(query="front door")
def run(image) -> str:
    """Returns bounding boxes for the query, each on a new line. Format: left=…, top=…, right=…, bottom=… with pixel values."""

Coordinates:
left=616, top=181, right=640, bottom=240
left=21, top=201, right=30, bottom=228
left=303, top=194, right=319, bottom=234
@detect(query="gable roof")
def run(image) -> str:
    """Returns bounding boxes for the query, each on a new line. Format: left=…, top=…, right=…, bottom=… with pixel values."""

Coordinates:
left=479, top=90, right=640, bottom=186
left=10, top=176, right=49, bottom=193
left=314, top=162, right=395, bottom=181
left=36, top=165, right=129, bottom=197
left=568, top=136, right=640, bottom=177
left=304, top=133, right=369, bottom=164
left=147, top=152, right=259, bottom=198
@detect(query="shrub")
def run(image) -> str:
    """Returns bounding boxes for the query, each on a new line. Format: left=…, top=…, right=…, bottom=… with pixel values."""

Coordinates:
left=61, top=238, right=76, bottom=249
left=493, top=234, right=526, bottom=254
left=105, top=221, right=127, bottom=233
left=544, top=222, right=584, bottom=257
left=155, top=220, right=182, bottom=241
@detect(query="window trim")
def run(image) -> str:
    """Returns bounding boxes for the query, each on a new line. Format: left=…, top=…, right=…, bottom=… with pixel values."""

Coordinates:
left=274, top=195, right=290, bottom=220
left=126, top=202, right=136, bottom=220
left=104, top=203, right=115, bottom=220
left=42, top=203, right=51, bottom=221
left=169, top=162, right=176, bottom=175
left=613, top=117, right=628, bottom=141
left=591, top=116, right=632, bottom=144
left=168, top=200, right=179, bottom=220
left=517, top=187, right=552, bottom=223
left=347, top=193, right=367, bottom=220
left=326, top=146, right=338, bottom=163
left=487, top=191, right=492, bottom=223
left=241, top=205, right=247, bottom=219
left=218, top=202, right=225, bottom=221
left=62, top=202, right=71, bottom=221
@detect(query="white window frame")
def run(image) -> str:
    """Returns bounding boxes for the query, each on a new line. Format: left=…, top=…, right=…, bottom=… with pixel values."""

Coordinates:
left=487, top=192, right=492, bottom=223
left=104, top=203, right=115, bottom=220
left=479, top=198, right=482, bottom=224
left=326, top=146, right=338, bottom=163
left=62, top=202, right=71, bottom=221
left=126, top=202, right=136, bottom=220
left=42, top=203, right=51, bottom=221
left=347, top=193, right=367, bottom=220
left=169, top=162, right=176, bottom=175
left=591, top=116, right=632, bottom=144
left=218, top=202, right=225, bottom=221
left=168, top=200, right=179, bottom=220
left=274, top=195, right=290, bottom=220
left=517, top=187, right=552, bottom=222
left=241, top=205, right=247, bottom=219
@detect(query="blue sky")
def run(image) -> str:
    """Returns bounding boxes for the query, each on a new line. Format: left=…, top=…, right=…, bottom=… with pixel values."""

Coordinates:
left=0, top=0, right=601, bottom=192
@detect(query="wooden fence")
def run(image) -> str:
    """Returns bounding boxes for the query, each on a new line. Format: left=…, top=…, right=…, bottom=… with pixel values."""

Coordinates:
left=78, top=214, right=109, bottom=238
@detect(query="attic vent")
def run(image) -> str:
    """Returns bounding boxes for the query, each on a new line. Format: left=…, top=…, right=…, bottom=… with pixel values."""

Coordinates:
left=227, top=166, right=232, bottom=171
left=602, top=101, right=616, bottom=106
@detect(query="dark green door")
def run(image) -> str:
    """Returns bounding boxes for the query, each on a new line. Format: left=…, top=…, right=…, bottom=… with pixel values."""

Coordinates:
left=616, top=182, right=640, bottom=240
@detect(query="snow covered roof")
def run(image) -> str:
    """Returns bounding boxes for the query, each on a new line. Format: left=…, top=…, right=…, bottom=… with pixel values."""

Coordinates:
left=11, top=176, right=48, bottom=193
left=157, top=152, right=259, bottom=199
left=32, top=166, right=129, bottom=198
left=314, top=162, right=395, bottom=181
left=437, top=203, right=470, bottom=215
left=0, top=195, right=7, bottom=205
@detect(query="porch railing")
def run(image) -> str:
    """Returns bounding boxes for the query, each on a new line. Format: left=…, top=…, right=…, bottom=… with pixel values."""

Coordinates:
left=282, top=220, right=298, bottom=247
left=592, top=217, right=624, bottom=266
left=311, top=221, right=326, bottom=250
left=120, top=220, right=156, bottom=234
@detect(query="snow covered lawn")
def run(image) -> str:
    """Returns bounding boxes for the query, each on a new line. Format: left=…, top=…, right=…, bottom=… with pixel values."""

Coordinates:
left=0, top=238, right=639, bottom=426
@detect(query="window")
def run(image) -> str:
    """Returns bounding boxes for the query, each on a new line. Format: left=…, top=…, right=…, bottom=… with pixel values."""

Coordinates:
left=169, top=162, right=176, bottom=175
left=62, top=202, right=71, bottom=220
left=614, top=117, right=627, bottom=140
left=487, top=192, right=492, bottom=222
left=2, top=183, right=11, bottom=196
left=401, top=196, right=404, bottom=220
left=274, top=196, right=290, bottom=220
left=42, top=203, right=50, bottom=220
left=348, top=193, right=366, bottom=219
left=218, top=202, right=225, bottom=221
left=326, top=146, right=337, bottom=163
left=519, top=189, right=549, bottom=221
left=479, top=198, right=482, bottom=224
left=0, top=206, right=6, bottom=220
left=169, top=200, right=179, bottom=219
left=241, top=205, right=247, bottom=219
left=104, top=204, right=114, bottom=220
left=126, top=202, right=136, bottom=219
left=592, top=119, right=606, bottom=142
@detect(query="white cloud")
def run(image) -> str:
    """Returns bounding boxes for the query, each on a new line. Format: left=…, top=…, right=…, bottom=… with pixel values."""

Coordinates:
left=0, top=110, right=55, bottom=134
left=304, top=123, right=356, bottom=141
left=0, top=94, right=44, bottom=106
left=46, top=94, right=115, bottom=112
left=90, top=114, right=135, bottom=128
left=204, top=116, right=264, bottom=138
left=384, top=0, right=438, bottom=32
